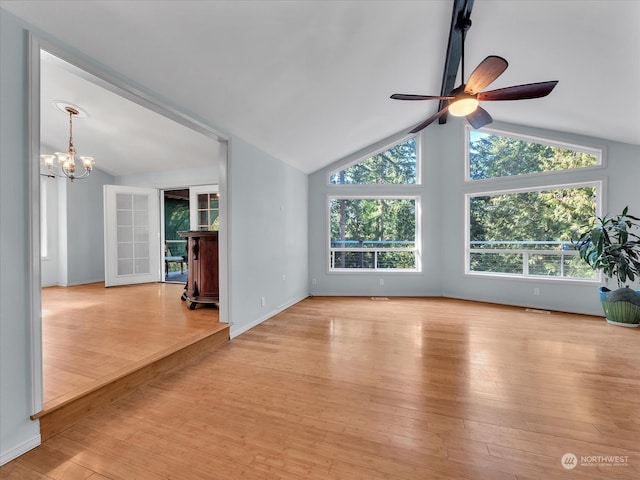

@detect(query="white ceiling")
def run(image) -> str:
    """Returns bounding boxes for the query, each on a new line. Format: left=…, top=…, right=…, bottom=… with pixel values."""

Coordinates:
left=3, top=0, right=639, bottom=175
left=40, top=52, right=222, bottom=177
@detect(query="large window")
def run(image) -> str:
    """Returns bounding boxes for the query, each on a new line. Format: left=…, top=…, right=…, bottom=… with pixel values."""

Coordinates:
left=329, top=197, right=418, bottom=271
left=468, top=184, right=599, bottom=279
left=327, top=136, right=421, bottom=272
left=465, top=127, right=603, bottom=281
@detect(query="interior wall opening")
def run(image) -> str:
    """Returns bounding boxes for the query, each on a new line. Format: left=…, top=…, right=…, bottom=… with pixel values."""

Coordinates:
left=31, top=39, right=230, bottom=415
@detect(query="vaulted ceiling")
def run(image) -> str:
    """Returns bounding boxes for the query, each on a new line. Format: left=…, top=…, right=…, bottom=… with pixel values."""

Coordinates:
left=3, top=0, right=639, bottom=175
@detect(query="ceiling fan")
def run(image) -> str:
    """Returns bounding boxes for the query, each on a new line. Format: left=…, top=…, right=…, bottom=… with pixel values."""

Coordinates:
left=391, top=7, right=558, bottom=134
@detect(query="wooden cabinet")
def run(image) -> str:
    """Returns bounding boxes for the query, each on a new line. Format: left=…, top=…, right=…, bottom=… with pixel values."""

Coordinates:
left=178, top=231, right=219, bottom=310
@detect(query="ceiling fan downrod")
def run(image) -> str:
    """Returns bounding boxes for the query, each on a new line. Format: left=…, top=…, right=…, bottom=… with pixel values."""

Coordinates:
left=456, top=11, right=472, bottom=88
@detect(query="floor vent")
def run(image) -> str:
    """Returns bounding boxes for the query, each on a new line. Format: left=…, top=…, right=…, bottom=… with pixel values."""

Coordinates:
left=526, top=308, right=550, bottom=314
left=371, top=297, right=389, bottom=301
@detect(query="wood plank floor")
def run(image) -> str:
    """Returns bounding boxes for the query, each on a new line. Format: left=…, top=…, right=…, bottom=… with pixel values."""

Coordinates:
left=3, top=296, right=639, bottom=479
left=40, top=282, right=222, bottom=406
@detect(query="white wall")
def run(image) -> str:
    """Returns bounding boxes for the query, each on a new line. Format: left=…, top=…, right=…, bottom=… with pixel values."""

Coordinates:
left=115, top=164, right=220, bottom=189
left=228, top=137, right=309, bottom=338
left=0, top=9, right=42, bottom=465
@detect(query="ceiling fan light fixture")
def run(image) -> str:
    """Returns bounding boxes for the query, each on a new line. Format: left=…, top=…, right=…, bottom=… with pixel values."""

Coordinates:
left=448, top=97, right=479, bottom=117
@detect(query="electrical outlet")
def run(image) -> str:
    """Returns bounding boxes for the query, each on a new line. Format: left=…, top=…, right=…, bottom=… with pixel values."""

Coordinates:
left=282, top=274, right=286, bottom=281
left=534, top=288, right=541, bottom=296
left=311, top=278, right=317, bottom=285
left=261, top=296, right=266, bottom=307
left=379, top=278, right=384, bottom=286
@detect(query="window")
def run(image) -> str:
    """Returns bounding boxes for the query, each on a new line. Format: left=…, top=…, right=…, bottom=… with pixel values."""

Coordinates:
left=467, top=184, right=600, bottom=279
left=40, top=176, right=48, bottom=258
left=329, top=137, right=418, bottom=185
left=116, top=193, right=151, bottom=276
left=467, top=127, right=601, bottom=181
left=327, top=136, right=422, bottom=272
left=196, top=192, right=219, bottom=231
left=465, top=126, right=604, bottom=280
left=329, top=197, right=419, bottom=271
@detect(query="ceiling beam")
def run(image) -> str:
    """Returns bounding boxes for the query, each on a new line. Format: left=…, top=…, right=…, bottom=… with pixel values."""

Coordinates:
left=438, top=0, right=474, bottom=124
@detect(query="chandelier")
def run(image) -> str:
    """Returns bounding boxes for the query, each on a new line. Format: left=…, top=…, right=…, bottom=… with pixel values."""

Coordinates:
left=41, top=105, right=95, bottom=181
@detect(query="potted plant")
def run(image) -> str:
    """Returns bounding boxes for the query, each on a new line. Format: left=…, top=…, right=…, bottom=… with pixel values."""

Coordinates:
left=574, top=206, right=640, bottom=326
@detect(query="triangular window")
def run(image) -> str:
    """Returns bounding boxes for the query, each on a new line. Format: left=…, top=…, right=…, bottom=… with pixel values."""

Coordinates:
left=329, top=137, right=417, bottom=185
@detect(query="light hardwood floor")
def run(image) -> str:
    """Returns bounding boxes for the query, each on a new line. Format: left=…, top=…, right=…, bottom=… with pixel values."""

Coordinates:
left=39, top=282, right=224, bottom=412
left=3, top=296, right=639, bottom=479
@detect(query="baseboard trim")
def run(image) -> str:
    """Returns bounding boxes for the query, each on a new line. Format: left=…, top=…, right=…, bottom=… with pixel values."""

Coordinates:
left=0, top=433, right=41, bottom=466
left=230, top=294, right=308, bottom=339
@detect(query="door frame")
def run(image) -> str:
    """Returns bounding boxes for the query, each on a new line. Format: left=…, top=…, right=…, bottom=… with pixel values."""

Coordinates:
left=28, top=34, right=231, bottom=415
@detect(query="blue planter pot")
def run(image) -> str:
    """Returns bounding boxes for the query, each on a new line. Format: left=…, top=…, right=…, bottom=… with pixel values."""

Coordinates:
left=599, top=286, right=640, bottom=327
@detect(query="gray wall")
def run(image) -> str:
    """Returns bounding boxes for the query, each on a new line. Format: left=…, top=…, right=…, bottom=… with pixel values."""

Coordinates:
left=228, top=137, right=309, bottom=337
left=40, top=176, right=59, bottom=286
left=41, top=168, right=114, bottom=286
left=0, top=9, right=42, bottom=464
left=308, top=118, right=640, bottom=315
left=64, top=168, right=113, bottom=285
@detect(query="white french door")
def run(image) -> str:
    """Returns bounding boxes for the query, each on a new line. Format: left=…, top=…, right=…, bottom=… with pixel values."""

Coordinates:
left=104, top=185, right=161, bottom=287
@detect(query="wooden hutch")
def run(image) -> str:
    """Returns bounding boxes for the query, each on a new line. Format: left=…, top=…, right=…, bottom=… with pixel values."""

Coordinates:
left=178, top=231, right=219, bottom=310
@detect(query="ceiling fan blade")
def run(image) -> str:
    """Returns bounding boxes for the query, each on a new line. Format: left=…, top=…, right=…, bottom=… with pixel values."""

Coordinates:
left=409, top=107, right=449, bottom=134
left=478, top=80, right=559, bottom=101
left=464, top=56, right=508, bottom=95
left=466, top=106, right=493, bottom=129
left=391, top=94, right=453, bottom=101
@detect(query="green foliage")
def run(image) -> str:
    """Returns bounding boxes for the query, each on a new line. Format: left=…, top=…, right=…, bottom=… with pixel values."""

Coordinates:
left=574, top=207, right=640, bottom=287
left=330, top=138, right=416, bottom=184
left=470, top=188, right=596, bottom=244
left=164, top=198, right=189, bottom=256
left=330, top=198, right=416, bottom=269
left=330, top=199, right=415, bottom=243
left=329, top=138, right=418, bottom=269
left=468, top=132, right=599, bottom=278
left=469, top=132, right=596, bottom=180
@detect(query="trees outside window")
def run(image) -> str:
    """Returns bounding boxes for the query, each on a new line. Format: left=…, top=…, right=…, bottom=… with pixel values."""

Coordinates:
left=330, top=197, right=417, bottom=270
left=468, top=129, right=600, bottom=181
left=327, top=137, right=421, bottom=272
left=466, top=127, right=603, bottom=280
left=330, top=138, right=417, bottom=185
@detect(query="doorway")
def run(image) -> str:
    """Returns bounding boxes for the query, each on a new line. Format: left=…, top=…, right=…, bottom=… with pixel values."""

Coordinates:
left=163, top=189, right=190, bottom=283
left=30, top=40, right=230, bottom=415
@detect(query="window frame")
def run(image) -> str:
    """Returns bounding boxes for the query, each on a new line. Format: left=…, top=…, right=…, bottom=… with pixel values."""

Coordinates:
left=327, top=194, right=422, bottom=273
left=464, top=180, right=604, bottom=283
left=464, top=125, right=606, bottom=183
left=325, top=134, right=424, bottom=274
left=40, top=176, right=49, bottom=259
